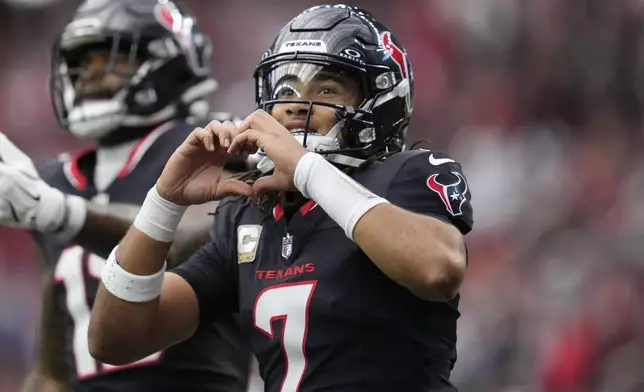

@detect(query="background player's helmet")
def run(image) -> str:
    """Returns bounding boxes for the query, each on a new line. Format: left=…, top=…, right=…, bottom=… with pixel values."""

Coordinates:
left=254, top=4, right=414, bottom=169
left=50, top=0, right=216, bottom=142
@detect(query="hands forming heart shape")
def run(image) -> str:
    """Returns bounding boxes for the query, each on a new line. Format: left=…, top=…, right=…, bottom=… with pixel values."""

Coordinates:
left=156, top=109, right=309, bottom=206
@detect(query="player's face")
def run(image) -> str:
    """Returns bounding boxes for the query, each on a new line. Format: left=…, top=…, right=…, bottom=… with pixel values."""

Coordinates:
left=75, top=49, right=139, bottom=101
left=268, top=64, right=362, bottom=135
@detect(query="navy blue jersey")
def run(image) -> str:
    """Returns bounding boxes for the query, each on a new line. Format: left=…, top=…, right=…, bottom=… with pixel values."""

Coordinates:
left=172, top=150, right=473, bottom=392
left=34, top=120, right=250, bottom=392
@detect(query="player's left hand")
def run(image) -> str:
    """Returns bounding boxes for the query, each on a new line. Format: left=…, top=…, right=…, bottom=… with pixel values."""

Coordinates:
left=228, top=109, right=307, bottom=198
left=0, top=133, right=73, bottom=233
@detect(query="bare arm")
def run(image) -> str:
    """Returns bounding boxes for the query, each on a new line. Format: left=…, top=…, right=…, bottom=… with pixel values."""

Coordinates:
left=290, top=151, right=470, bottom=303
left=73, top=202, right=216, bottom=267
left=88, top=227, right=201, bottom=365
left=72, top=202, right=139, bottom=259
left=87, top=202, right=220, bottom=363
left=72, top=169, right=235, bottom=265
left=89, top=125, right=253, bottom=365
left=21, top=373, right=66, bottom=392
left=166, top=204, right=216, bottom=267
left=21, top=272, right=69, bottom=392
left=353, top=205, right=467, bottom=301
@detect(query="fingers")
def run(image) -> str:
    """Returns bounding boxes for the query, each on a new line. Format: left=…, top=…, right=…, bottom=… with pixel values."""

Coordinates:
left=0, top=133, right=38, bottom=178
left=229, top=109, right=296, bottom=158
left=237, top=109, right=278, bottom=136
left=227, top=129, right=263, bottom=156
left=190, top=111, right=281, bottom=160
left=0, top=163, right=40, bottom=200
left=190, top=127, right=217, bottom=152
left=0, top=199, right=17, bottom=224
left=252, top=174, right=291, bottom=198
left=186, top=121, right=259, bottom=164
left=237, top=110, right=260, bottom=135
left=216, top=179, right=253, bottom=199
left=205, top=120, right=239, bottom=149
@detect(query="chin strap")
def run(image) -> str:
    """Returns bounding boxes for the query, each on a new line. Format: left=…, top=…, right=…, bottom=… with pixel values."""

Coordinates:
left=256, top=119, right=369, bottom=173
left=256, top=149, right=366, bottom=173
left=325, top=154, right=365, bottom=168
left=66, top=78, right=217, bottom=142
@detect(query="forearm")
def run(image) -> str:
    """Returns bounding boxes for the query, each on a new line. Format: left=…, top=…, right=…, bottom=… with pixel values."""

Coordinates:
left=72, top=202, right=138, bottom=259
left=73, top=202, right=213, bottom=266
left=89, top=227, right=171, bottom=364
left=89, top=186, right=203, bottom=364
left=294, top=153, right=466, bottom=301
left=353, top=204, right=466, bottom=301
left=166, top=201, right=218, bottom=267
left=21, top=371, right=67, bottom=392
left=26, top=273, right=70, bottom=392
left=168, top=225, right=211, bottom=268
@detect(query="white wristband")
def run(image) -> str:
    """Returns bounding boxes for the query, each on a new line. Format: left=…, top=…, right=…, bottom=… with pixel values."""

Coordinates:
left=101, top=246, right=166, bottom=303
left=133, top=186, right=188, bottom=242
left=294, top=152, right=389, bottom=240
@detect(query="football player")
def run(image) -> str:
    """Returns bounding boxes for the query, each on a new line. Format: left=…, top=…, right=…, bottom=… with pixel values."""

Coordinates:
left=89, top=4, right=473, bottom=391
left=0, top=1, right=250, bottom=391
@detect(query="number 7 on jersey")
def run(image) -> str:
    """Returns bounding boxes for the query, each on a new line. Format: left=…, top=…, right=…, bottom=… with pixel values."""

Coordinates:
left=254, top=281, right=317, bottom=392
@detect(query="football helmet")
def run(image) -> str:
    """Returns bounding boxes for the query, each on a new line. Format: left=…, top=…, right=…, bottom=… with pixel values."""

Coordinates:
left=254, top=4, right=414, bottom=170
left=50, top=0, right=216, bottom=142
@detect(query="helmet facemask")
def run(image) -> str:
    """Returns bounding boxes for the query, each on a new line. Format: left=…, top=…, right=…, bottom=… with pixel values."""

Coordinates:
left=51, top=33, right=149, bottom=141
left=255, top=61, right=378, bottom=172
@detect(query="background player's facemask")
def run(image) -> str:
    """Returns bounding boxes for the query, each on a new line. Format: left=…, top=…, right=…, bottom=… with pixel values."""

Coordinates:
left=51, top=30, right=216, bottom=143
left=256, top=62, right=375, bottom=173
left=52, top=38, right=137, bottom=140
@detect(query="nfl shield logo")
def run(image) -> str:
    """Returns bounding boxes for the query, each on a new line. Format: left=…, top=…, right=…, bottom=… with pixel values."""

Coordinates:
left=281, top=233, right=293, bottom=259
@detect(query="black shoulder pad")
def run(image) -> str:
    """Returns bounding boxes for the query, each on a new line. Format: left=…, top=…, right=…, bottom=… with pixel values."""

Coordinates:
left=385, top=149, right=473, bottom=234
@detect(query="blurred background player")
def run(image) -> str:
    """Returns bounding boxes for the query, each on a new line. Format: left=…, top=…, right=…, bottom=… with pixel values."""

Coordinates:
left=0, top=0, right=251, bottom=391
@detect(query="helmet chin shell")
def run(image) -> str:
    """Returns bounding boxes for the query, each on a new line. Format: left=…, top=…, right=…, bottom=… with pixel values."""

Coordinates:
left=256, top=131, right=341, bottom=174
left=66, top=99, right=126, bottom=140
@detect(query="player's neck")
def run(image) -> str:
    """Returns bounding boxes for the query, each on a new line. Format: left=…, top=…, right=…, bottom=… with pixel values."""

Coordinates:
left=281, top=192, right=308, bottom=222
left=93, top=138, right=141, bottom=192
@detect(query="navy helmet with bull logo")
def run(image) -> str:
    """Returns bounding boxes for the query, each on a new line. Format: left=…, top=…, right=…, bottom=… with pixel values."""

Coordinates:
left=253, top=4, right=414, bottom=170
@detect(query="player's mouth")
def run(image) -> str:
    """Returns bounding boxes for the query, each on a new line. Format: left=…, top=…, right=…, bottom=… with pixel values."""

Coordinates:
left=289, top=129, right=326, bottom=138
left=76, top=90, right=118, bottom=101
left=283, top=121, right=323, bottom=136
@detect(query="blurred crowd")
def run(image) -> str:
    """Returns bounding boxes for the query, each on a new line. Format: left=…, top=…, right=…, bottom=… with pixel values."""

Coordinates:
left=1, top=0, right=643, bottom=391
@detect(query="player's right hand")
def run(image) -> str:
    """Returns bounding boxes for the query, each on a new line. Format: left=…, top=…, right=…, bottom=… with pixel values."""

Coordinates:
left=0, top=133, right=72, bottom=234
left=155, top=121, right=253, bottom=206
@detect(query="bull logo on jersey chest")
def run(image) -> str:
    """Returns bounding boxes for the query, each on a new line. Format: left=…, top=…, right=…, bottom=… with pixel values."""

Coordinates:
left=281, top=233, right=293, bottom=259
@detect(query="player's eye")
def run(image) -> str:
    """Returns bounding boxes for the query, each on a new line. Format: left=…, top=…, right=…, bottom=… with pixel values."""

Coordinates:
left=275, top=85, right=298, bottom=99
left=317, top=85, right=339, bottom=96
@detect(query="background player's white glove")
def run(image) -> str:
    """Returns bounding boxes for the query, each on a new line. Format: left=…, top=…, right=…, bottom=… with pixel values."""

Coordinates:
left=0, top=133, right=86, bottom=241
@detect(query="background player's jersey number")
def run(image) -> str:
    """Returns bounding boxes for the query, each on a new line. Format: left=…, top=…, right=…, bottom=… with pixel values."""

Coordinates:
left=254, top=282, right=317, bottom=392
left=54, top=246, right=162, bottom=378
